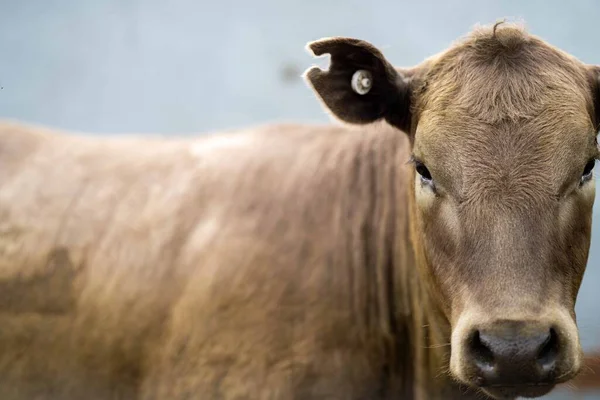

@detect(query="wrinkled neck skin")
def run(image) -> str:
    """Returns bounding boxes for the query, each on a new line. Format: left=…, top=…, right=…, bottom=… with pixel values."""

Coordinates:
left=397, top=167, right=489, bottom=400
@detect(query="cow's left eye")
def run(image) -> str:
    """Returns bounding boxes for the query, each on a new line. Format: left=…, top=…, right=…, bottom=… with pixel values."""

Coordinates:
left=580, top=159, right=596, bottom=185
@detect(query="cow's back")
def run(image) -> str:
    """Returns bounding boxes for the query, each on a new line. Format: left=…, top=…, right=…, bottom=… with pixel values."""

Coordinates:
left=0, top=120, right=413, bottom=399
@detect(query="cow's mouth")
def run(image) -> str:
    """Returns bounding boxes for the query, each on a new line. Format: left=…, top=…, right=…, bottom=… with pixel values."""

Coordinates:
left=480, top=383, right=555, bottom=399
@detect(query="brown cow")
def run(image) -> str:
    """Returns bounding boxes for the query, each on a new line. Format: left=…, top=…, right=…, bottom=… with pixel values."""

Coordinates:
left=0, top=21, right=597, bottom=400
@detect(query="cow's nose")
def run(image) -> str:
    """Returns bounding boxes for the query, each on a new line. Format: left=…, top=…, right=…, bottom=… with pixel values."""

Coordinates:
left=467, top=321, right=559, bottom=387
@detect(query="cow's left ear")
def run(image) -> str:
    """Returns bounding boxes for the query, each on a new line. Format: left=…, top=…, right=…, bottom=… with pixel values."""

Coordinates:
left=589, top=66, right=600, bottom=132
left=304, top=37, right=414, bottom=133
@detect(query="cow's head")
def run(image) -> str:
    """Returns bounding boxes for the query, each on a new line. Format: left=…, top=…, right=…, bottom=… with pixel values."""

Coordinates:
left=305, top=23, right=599, bottom=399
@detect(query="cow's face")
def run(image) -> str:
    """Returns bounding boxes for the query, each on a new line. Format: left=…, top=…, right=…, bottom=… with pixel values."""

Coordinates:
left=305, top=24, right=599, bottom=399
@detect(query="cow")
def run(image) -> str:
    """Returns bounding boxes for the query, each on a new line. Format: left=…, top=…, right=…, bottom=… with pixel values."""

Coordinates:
left=0, top=21, right=597, bottom=400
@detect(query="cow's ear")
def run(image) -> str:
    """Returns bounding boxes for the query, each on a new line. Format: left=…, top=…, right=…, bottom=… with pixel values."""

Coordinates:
left=590, top=66, right=600, bottom=132
left=304, top=37, right=414, bottom=133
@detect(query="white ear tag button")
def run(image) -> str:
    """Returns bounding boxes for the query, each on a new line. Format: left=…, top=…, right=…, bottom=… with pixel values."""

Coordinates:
left=351, top=70, right=373, bottom=95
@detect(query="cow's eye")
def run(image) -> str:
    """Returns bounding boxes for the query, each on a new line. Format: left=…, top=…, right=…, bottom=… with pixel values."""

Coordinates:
left=580, top=159, right=596, bottom=185
left=415, top=161, right=433, bottom=184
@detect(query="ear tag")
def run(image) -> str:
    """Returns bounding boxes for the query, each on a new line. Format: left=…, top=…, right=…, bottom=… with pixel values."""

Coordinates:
left=351, top=70, right=373, bottom=95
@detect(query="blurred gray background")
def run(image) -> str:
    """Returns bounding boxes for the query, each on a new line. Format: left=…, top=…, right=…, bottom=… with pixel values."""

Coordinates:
left=0, top=0, right=598, bottom=398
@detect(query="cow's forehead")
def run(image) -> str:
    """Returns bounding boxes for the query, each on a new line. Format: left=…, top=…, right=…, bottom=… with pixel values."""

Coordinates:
left=413, top=108, right=594, bottom=203
left=416, top=112, right=593, bottom=169
left=412, top=27, right=596, bottom=176
left=416, top=106, right=593, bottom=150
left=414, top=25, right=593, bottom=127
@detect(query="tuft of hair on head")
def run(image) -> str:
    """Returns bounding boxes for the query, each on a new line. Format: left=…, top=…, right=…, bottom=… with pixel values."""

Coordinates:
left=466, top=19, right=531, bottom=57
left=492, top=19, right=506, bottom=37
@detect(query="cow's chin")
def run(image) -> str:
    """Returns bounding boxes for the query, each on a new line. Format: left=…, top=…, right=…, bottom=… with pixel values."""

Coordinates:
left=479, top=384, right=555, bottom=399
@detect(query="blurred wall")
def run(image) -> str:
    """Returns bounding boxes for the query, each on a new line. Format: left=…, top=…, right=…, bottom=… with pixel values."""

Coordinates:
left=0, top=1, right=599, bottom=398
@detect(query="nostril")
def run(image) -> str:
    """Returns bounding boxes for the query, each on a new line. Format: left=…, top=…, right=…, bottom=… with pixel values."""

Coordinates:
left=466, top=323, right=563, bottom=387
left=470, top=330, right=495, bottom=369
left=537, top=328, right=559, bottom=370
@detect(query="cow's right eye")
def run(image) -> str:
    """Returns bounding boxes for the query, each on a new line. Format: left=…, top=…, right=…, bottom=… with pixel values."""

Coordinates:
left=415, top=161, right=433, bottom=184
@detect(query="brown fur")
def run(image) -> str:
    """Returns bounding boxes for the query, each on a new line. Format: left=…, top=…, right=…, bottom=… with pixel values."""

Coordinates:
left=0, top=22, right=597, bottom=400
left=0, top=119, right=461, bottom=399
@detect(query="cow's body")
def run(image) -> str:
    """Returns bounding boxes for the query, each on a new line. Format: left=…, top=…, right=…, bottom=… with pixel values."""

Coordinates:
left=0, top=120, right=460, bottom=400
